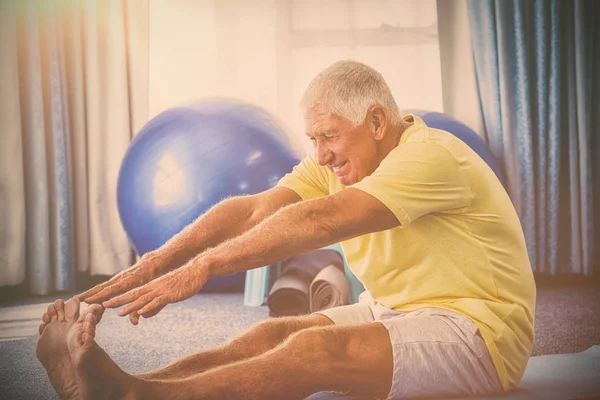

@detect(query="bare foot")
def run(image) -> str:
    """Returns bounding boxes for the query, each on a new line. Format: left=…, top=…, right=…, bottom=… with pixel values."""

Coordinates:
left=36, top=298, right=104, bottom=400
left=67, top=302, right=141, bottom=400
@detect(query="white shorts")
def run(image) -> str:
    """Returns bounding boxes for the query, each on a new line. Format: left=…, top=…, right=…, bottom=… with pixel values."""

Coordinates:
left=316, top=292, right=503, bottom=399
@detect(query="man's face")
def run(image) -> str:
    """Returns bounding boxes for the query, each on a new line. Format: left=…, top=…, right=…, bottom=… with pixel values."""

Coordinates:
left=305, top=104, right=380, bottom=186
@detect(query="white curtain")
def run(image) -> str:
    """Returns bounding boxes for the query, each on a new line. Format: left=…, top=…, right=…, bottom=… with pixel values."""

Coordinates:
left=0, top=0, right=148, bottom=294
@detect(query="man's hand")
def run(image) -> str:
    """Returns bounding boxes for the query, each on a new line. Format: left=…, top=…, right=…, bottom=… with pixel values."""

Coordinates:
left=77, top=252, right=166, bottom=305
left=101, top=263, right=209, bottom=324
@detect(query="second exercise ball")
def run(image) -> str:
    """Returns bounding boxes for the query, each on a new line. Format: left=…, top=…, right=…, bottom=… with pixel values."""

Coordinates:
left=117, top=100, right=300, bottom=291
left=403, top=110, right=506, bottom=187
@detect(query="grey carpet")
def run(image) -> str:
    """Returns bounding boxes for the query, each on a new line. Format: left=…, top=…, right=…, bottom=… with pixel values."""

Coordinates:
left=0, top=280, right=599, bottom=400
left=531, top=281, right=600, bottom=356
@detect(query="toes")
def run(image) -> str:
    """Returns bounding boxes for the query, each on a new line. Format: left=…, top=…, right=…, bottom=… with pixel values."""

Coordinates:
left=54, top=299, right=66, bottom=322
left=71, top=303, right=105, bottom=347
left=47, top=304, right=58, bottom=323
left=39, top=322, right=46, bottom=335
left=64, top=297, right=81, bottom=322
left=47, top=303, right=56, bottom=316
left=85, top=304, right=106, bottom=324
left=81, top=330, right=93, bottom=344
left=42, top=312, right=51, bottom=324
left=82, top=313, right=97, bottom=342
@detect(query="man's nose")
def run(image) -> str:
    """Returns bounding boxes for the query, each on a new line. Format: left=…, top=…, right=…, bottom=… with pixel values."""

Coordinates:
left=315, top=141, right=333, bottom=166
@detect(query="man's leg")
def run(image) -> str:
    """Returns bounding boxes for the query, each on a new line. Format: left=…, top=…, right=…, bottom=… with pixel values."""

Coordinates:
left=157, top=323, right=395, bottom=399
left=137, top=314, right=333, bottom=380
left=38, top=298, right=334, bottom=394
left=68, top=309, right=394, bottom=400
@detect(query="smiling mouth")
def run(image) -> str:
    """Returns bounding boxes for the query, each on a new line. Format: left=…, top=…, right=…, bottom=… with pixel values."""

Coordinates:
left=329, top=161, right=348, bottom=173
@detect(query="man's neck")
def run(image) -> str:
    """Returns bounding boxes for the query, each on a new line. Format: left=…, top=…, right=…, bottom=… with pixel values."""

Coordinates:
left=391, top=120, right=413, bottom=148
left=377, top=121, right=407, bottom=160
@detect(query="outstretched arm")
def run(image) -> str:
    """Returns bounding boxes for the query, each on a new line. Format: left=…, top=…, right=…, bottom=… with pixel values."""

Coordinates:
left=105, top=187, right=400, bottom=319
left=78, top=187, right=301, bottom=305
left=141, top=186, right=303, bottom=270
left=200, top=188, right=399, bottom=277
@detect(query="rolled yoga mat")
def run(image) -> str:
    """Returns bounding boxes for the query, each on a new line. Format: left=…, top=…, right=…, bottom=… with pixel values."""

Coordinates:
left=310, top=265, right=350, bottom=313
left=267, top=249, right=349, bottom=317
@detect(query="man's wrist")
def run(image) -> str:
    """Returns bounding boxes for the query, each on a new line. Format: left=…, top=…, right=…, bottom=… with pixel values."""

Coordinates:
left=188, top=253, right=214, bottom=281
left=141, top=249, right=172, bottom=275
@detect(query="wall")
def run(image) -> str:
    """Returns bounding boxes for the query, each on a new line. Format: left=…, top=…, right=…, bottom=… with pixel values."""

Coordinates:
left=147, top=0, right=445, bottom=155
left=148, top=0, right=279, bottom=118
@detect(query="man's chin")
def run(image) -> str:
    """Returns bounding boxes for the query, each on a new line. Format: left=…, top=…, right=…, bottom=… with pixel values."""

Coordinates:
left=337, top=174, right=357, bottom=186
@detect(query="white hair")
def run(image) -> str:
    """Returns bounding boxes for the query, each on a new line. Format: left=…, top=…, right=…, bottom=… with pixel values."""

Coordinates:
left=300, top=60, right=401, bottom=126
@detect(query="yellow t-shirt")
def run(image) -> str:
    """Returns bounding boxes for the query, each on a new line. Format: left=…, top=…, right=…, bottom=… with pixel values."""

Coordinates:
left=277, top=115, right=536, bottom=390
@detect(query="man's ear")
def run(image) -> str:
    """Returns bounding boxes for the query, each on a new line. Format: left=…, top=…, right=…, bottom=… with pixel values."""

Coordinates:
left=369, top=105, right=388, bottom=140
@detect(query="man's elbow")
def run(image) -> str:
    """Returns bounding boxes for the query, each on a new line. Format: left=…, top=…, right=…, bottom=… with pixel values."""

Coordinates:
left=219, top=195, right=256, bottom=223
left=303, top=199, right=347, bottom=246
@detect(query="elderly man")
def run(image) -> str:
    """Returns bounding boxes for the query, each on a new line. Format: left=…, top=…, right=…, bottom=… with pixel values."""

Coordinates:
left=36, top=60, right=535, bottom=400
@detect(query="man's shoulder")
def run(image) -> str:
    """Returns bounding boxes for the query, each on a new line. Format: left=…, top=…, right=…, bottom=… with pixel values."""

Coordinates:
left=389, top=131, right=459, bottom=164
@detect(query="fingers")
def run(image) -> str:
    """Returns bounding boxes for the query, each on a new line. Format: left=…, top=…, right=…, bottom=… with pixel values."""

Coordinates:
left=78, top=269, right=130, bottom=302
left=140, top=307, right=163, bottom=319
left=114, top=290, right=168, bottom=322
left=128, top=305, right=164, bottom=325
left=138, top=297, right=167, bottom=316
left=83, top=279, right=135, bottom=304
left=103, top=286, right=150, bottom=309
left=117, top=293, right=155, bottom=316
left=77, top=282, right=107, bottom=302
left=77, top=272, right=126, bottom=300
left=101, top=270, right=180, bottom=322
left=83, top=288, right=114, bottom=305
left=116, top=291, right=167, bottom=317
left=129, top=312, right=140, bottom=325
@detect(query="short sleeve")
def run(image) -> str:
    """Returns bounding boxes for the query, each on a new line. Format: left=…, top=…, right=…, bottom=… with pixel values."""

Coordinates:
left=277, top=155, right=330, bottom=200
left=353, top=141, right=472, bottom=226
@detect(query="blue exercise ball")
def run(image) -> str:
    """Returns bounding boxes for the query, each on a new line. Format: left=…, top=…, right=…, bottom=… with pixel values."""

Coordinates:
left=403, top=110, right=506, bottom=187
left=117, top=100, right=300, bottom=292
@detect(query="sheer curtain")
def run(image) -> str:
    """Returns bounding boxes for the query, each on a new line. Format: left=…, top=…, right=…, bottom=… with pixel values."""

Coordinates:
left=468, top=0, right=599, bottom=275
left=0, top=0, right=148, bottom=294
